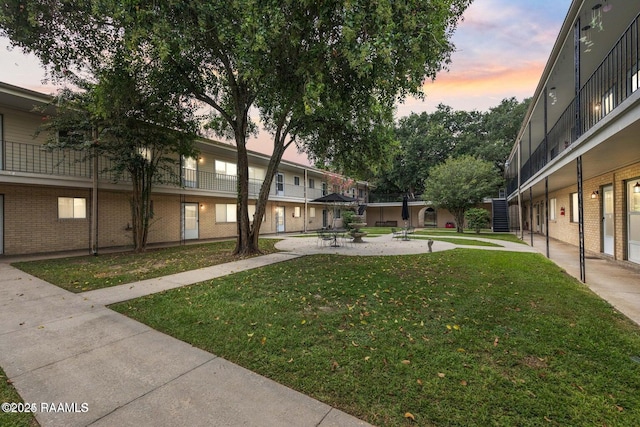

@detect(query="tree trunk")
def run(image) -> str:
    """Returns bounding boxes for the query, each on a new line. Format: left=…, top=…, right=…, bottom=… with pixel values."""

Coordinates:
left=454, top=209, right=465, bottom=233
left=130, top=171, right=145, bottom=252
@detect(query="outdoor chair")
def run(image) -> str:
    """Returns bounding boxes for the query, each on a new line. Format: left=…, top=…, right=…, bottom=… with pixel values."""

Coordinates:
left=391, top=228, right=403, bottom=239
left=317, top=230, right=334, bottom=247
left=340, top=232, right=355, bottom=247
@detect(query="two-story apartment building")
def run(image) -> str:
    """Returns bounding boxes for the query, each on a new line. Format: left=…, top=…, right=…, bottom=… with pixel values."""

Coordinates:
left=506, top=1, right=640, bottom=277
left=0, top=82, right=368, bottom=256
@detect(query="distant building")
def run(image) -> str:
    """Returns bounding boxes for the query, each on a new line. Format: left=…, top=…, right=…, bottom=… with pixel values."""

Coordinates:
left=505, top=1, right=640, bottom=276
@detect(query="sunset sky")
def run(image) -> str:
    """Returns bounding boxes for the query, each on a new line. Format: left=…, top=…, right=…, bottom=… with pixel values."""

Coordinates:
left=0, top=0, right=572, bottom=164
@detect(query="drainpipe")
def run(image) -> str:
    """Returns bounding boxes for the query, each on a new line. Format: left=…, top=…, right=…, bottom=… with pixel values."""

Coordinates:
left=90, top=130, right=99, bottom=255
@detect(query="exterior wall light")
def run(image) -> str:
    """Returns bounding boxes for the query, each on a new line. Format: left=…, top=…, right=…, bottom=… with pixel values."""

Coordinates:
left=591, top=190, right=599, bottom=199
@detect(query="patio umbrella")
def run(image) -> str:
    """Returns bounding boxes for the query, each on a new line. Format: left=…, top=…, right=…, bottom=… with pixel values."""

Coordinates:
left=311, top=192, right=357, bottom=228
left=401, top=195, right=410, bottom=221
left=311, top=192, right=357, bottom=203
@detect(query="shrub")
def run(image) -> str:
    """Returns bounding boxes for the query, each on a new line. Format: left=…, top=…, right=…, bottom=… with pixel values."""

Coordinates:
left=465, top=208, right=490, bottom=234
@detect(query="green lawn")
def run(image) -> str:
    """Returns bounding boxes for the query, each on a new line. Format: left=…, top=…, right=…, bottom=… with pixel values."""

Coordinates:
left=12, top=239, right=279, bottom=293
left=411, top=236, right=502, bottom=247
left=414, top=229, right=525, bottom=244
left=0, top=367, right=37, bottom=427
left=111, top=249, right=640, bottom=427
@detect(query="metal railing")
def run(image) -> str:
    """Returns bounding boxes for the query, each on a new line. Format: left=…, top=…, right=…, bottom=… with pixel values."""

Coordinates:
left=2, top=140, right=348, bottom=202
left=515, top=13, right=639, bottom=189
left=3, top=140, right=92, bottom=178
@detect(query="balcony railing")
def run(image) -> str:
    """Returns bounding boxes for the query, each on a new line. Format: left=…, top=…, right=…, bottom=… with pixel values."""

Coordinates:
left=2, top=140, right=349, bottom=201
left=3, top=140, right=92, bottom=178
left=515, top=12, right=640, bottom=190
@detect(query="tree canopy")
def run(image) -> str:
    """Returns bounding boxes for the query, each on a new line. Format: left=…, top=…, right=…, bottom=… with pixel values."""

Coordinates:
left=372, top=97, right=530, bottom=197
left=1, top=0, right=472, bottom=254
left=422, top=155, right=501, bottom=232
left=39, top=52, right=198, bottom=252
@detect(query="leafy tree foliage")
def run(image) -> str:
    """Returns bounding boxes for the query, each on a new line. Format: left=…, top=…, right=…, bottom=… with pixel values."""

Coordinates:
left=465, top=208, right=490, bottom=234
left=1, top=0, right=471, bottom=255
left=372, top=98, right=529, bottom=196
left=39, top=53, right=198, bottom=253
left=422, top=156, right=501, bottom=233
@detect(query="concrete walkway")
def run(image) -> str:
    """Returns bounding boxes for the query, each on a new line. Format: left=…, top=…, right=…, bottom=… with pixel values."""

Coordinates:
left=525, top=232, right=640, bottom=326
left=0, top=232, right=638, bottom=426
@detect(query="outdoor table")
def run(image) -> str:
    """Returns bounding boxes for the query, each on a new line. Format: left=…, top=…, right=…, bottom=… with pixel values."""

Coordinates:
left=327, top=229, right=347, bottom=247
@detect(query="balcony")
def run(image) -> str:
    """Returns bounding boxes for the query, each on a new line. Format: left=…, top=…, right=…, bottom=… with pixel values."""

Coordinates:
left=513, top=12, right=640, bottom=191
left=2, top=140, right=336, bottom=202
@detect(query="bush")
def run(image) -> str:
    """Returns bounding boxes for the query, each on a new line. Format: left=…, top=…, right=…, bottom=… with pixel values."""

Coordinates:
left=465, top=208, right=490, bottom=234
left=341, top=210, right=356, bottom=230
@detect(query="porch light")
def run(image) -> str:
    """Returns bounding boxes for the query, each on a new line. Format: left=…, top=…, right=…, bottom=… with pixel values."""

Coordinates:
left=591, top=190, right=599, bottom=199
left=635, top=182, right=640, bottom=194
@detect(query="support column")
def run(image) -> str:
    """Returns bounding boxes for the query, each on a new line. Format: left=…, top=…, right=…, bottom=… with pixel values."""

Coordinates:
left=90, top=133, right=99, bottom=256
left=545, top=177, right=549, bottom=258
left=577, top=156, right=586, bottom=282
left=529, top=187, right=533, bottom=246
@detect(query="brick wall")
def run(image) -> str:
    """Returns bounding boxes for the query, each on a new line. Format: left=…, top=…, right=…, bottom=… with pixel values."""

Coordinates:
left=3, top=184, right=91, bottom=254
left=523, top=162, right=640, bottom=262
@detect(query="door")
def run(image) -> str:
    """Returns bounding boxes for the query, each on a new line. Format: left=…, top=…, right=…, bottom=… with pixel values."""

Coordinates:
left=276, top=173, right=284, bottom=196
left=628, top=181, right=640, bottom=263
left=275, top=206, right=285, bottom=233
left=0, top=195, right=3, bottom=255
left=182, top=203, right=199, bottom=240
left=602, top=185, right=614, bottom=256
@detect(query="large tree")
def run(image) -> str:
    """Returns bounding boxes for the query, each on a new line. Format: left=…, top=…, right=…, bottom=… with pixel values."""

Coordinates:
left=372, top=98, right=529, bottom=197
left=422, top=155, right=500, bottom=233
left=1, top=0, right=471, bottom=255
left=40, top=54, right=198, bottom=253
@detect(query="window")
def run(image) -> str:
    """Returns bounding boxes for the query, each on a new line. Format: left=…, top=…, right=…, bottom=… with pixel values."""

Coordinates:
left=294, top=176, right=300, bottom=186
left=276, top=173, right=284, bottom=195
left=628, top=64, right=639, bottom=95
left=310, top=207, right=316, bottom=218
left=549, top=198, right=557, bottom=221
left=358, top=188, right=365, bottom=198
left=322, top=182, right=327, bottom=196
left=571, top=192, right=579, bottom=223
left=58, top=197, right=87, bottom=219
left=294, top=206, right=301, bottom=218
left=215, top=160, right=237, bottom=176
left=138, top=146, right=152, bottom=162
left=216, top=204, right=237, bottom=223
left=182, top=156, right=197, bottom=188
left=249, top=166, right=264, bottom=181
left=601, top=87, right=615, bottom=116
left=308, top=178, right=315, bottom=189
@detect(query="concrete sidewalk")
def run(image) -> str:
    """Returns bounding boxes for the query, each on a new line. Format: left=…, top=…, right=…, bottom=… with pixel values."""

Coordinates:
left=0, top=255, right=370, bottom=427
left=525, top=233, right=640, bottom=326
left=1, top=232, right=639, bottom=426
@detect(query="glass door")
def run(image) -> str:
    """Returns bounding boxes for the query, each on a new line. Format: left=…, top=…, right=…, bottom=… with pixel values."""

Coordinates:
left=602, top=185, right=614, bottom=256
left=275, top=206, right=285, bottom=233
left=182, top=203, right=199, bottom=240
left=627, top=181, right=640, bottom=263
